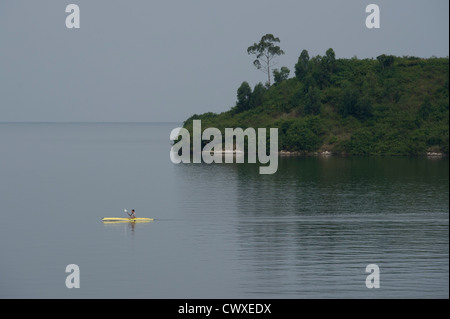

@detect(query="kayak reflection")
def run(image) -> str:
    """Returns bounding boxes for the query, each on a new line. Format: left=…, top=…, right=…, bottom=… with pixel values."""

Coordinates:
left=102, top=218, right=154, bottom=234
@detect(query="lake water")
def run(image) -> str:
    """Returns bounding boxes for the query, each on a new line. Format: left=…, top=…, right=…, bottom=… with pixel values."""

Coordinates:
left=0, top=123, right=448, bottom=298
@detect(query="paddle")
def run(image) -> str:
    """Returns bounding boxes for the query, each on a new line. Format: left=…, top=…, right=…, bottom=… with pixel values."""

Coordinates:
left=124, top=209, right=135, bottom=218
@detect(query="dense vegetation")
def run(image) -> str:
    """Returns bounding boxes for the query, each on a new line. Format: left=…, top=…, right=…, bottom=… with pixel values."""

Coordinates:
left=183, top=49, right=449, bottom=156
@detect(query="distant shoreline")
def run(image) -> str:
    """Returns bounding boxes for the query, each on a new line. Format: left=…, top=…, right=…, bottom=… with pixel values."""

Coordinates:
left=192, top=149, right=448, bottom=158
left=279, top=150, right=448, bottom=158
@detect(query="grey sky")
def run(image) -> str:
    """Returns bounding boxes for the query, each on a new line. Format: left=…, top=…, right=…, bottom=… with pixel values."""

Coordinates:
left=0, top=0, right=448, bottom=122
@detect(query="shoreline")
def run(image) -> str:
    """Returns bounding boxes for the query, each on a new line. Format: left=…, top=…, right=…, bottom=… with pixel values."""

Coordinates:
left=279, top=150, right=448, bottom=157
left=189, top=149, right=449, bottom=158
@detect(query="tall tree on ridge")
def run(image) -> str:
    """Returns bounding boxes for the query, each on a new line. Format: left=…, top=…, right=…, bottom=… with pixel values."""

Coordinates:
left=247, top=34, right=285, bottom=86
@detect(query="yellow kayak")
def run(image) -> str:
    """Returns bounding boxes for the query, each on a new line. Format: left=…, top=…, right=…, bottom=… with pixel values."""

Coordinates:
left=102, top=217, right=154, bottom=222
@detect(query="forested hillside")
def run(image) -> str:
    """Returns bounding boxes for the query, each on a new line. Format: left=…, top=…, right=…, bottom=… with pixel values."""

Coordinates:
left=183, top=50, right=449, bottom=156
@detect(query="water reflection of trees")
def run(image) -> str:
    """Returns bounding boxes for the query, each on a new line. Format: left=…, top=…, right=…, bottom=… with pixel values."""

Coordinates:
left=231, top=157, right=449, bottom=296
left=173, top=157, right=448, bottom=296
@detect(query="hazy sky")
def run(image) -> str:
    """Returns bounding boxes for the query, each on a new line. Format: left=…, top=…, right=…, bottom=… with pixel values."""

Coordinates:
left=0, top=0, right=448, bottom=122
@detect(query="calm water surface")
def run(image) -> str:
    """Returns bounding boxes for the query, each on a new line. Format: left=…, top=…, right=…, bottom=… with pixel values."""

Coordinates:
left=0, top=123, right=448, bottom=298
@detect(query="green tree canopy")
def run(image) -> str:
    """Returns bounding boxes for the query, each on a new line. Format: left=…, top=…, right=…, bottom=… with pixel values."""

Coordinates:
left=295, top=49, right=310, bottom=81
left=273, top=66, right=290, bottom=85
left=247, top=34, right=285, bottom=86
left=236, top=81, right=252, bottom=112
left=250, top=82, right=267, bottom=108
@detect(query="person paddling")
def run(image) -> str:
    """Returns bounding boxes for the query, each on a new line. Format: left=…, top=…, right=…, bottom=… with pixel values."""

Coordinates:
left=124, top=209, right=136, bottom=218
